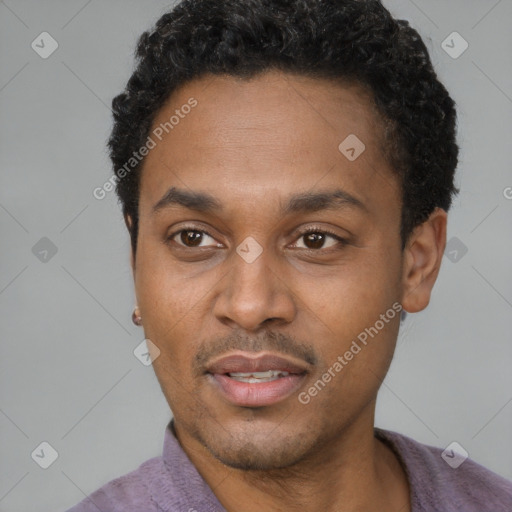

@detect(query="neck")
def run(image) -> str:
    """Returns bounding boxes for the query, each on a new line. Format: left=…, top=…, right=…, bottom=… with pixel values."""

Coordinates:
left=173, top=403, right=410, bottom=512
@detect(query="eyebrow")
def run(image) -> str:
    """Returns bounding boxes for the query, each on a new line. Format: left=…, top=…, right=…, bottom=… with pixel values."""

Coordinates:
left=152, top=186, right=367, bottom=216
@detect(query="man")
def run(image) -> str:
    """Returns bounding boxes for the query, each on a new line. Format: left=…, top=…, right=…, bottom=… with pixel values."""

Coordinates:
left=68, top=0, right=512, bottom=510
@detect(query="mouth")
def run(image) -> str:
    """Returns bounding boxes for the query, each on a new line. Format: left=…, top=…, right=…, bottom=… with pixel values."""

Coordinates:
left=205, top=352, right=309, bottom=407
left=227, top=370, right=293, bottom=383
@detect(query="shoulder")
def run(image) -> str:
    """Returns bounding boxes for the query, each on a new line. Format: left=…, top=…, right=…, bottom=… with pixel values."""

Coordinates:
left=64, top=456, right=163, bottom=512
left=375, top=428, right=512, bottom=511
left=65, top=420, right=226, bottom=512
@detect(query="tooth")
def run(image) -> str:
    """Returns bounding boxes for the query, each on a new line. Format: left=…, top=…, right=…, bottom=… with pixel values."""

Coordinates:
left=229, top=370, right=289, bottom=378
left=234, top=377, right=269, bottom=383
left=229, top=371, right=269, bottom=378
left=230, top=376, right=275, bottom=383
left=251, top=371, right=274, bottom=378
left=227, top=370, right=290, bottom=382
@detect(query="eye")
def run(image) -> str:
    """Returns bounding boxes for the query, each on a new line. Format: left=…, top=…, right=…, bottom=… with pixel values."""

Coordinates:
left=291, top=228, right=347, bottom=251
left=167, top=226, right=347, bottom=251
left=168, top=227, right=222, bottom=248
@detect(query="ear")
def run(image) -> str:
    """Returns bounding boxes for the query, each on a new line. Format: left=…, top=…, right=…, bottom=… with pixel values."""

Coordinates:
left=124, top=213, right=135, bottom=276
left=400, top=208, right=447, bottom=313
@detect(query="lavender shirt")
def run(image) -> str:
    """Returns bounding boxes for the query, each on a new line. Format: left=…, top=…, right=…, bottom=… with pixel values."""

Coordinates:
left=66, top=420, right=512, bottom=511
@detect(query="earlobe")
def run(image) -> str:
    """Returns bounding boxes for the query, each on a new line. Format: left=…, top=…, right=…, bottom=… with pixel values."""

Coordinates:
left=400, top=208, right=447, bottom=313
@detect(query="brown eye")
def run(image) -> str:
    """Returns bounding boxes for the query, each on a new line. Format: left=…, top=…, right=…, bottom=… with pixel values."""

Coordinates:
left=294, top=230, right=343, bottom=251
left=180, top=230, right=204, bottom=247
left=168, top=227, right=221, bottom=248
left=303, top=232, right=327, bottom=249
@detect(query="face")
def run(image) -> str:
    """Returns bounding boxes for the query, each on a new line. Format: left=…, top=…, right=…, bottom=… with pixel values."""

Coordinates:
left=129, top=70, right=438, bottom=471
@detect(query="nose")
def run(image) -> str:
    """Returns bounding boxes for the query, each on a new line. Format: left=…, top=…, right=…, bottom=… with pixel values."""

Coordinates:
left=212, top=246, right=297, bottom=332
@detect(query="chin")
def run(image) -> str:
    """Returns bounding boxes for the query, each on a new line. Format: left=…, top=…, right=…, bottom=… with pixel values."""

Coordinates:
left=207, top=439, right=310, bottom=471
left=194, top=418, right=316, bottom=471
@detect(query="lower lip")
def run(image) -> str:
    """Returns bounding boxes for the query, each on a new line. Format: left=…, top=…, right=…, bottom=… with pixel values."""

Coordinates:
left=209, top=373, right=306, bottom=407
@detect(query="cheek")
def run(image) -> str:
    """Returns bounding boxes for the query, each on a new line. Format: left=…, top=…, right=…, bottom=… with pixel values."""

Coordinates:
left=136, top=235, right=197, bottom=311
left=299, top=247, right=401, bottom=334
left=133, top=238, right=226, bottom=365
left=134, top=253, right=203, bottom=407
left=298, top=245, right=402, bottom=387
left=301, top=297, right=400, bottom=420
left=311, top=280, right=400, bottom=376
left=134, top=242, right=188, bottom=353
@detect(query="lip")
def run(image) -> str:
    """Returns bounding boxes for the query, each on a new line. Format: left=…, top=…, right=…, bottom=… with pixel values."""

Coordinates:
left=205, top=352, right=309, bottom=375
left=205, top=352, right=309, bottom=407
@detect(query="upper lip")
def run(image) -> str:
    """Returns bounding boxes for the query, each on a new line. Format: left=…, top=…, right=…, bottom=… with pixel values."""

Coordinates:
left=205, top=352, right=309, bottom=375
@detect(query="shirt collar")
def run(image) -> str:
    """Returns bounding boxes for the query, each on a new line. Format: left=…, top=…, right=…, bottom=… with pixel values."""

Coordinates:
left=149, top=418, right=227, bottom=511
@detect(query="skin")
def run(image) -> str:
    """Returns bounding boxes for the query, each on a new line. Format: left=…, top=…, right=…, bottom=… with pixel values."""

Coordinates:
left=126, top=70, right=447, bottom=512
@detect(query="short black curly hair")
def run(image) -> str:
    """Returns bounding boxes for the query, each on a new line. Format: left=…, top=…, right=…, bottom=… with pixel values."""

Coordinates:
left=108, top=0, right=459, bottom=256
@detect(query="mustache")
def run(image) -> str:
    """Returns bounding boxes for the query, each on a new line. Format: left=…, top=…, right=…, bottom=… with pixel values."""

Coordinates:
left=193, top=330, right=318, bottom=376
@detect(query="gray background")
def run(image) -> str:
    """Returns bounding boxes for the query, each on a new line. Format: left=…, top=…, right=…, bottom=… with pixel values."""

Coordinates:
left=1, top=1, right=511, bottom=510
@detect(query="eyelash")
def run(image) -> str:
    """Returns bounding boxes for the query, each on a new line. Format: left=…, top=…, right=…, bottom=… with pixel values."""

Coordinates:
left=166, top=225, right=348, bottom=251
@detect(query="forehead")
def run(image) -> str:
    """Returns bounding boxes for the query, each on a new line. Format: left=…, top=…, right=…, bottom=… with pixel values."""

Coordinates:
left=138, top=70, right=399, bottom=217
